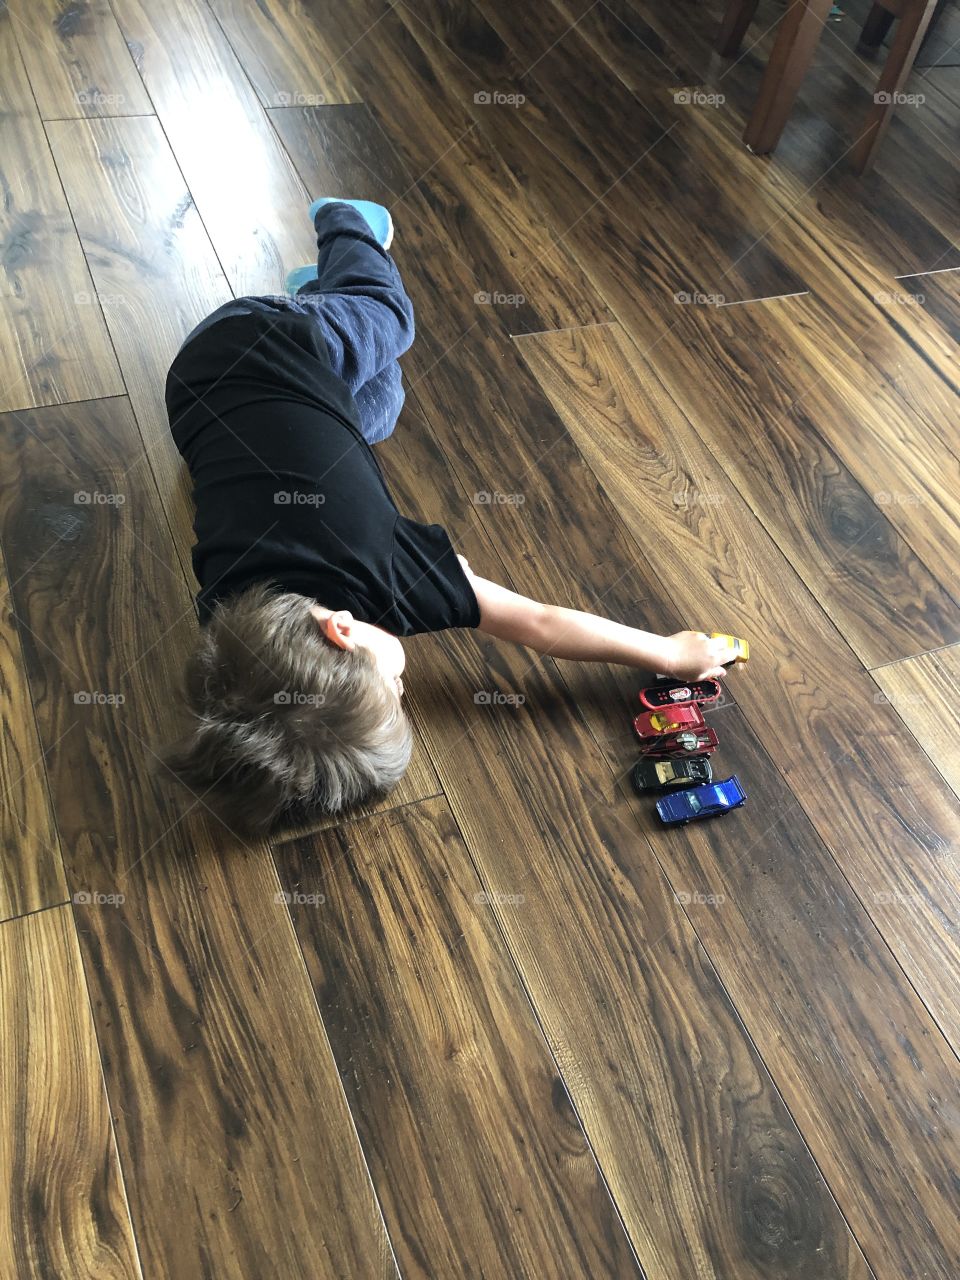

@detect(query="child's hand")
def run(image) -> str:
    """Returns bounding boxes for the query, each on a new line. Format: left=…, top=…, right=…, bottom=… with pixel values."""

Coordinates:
left=661, top=631, right=731, bottom=681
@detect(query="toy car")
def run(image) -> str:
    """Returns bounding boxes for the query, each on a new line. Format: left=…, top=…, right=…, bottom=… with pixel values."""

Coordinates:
left=633, top=703, right=705, bottom=740
left=637, top=728, right=720, bottom=759
left=711, top=633, right=749, bottom=665
left=656, top=775, right=746, bottom=825
left=638, top=678, right=723, bottom=710
left=632, top=756, right=713, bottom=794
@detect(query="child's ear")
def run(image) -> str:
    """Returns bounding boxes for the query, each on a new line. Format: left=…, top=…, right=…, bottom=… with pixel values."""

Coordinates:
left=323, top=610, right=356, bottom=651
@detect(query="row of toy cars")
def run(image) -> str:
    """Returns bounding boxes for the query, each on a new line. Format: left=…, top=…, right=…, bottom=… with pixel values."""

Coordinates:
left=632, top=635, right=749, bottom=826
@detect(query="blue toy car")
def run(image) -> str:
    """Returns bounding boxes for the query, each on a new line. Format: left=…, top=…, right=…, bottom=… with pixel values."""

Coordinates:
left=655, top=775, right=746, bottom=825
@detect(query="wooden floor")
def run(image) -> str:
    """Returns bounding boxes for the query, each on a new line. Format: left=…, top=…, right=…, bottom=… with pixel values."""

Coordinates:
left=1, top=0, right=958, bottom=1276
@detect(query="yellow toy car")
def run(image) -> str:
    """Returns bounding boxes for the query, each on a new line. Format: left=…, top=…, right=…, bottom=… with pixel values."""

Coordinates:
left=710, top=633, right=750, bottom=664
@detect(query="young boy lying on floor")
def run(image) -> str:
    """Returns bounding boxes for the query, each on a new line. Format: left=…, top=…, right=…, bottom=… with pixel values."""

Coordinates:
left=162, top=199, right=733, bottom=835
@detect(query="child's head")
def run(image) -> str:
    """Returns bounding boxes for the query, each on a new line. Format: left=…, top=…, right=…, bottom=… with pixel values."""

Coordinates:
left=160, top=584, right=411, bottom=836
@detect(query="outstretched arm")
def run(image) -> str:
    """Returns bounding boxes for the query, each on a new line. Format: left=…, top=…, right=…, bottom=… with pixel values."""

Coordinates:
left=459, top=559, right=730, bottom=681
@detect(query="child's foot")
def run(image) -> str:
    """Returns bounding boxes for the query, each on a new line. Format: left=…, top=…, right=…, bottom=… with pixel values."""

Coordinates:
left=308, top=197, right=394, bottom=250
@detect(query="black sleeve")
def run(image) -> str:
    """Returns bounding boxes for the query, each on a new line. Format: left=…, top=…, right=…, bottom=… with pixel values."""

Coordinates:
left=390, top=515, right=481, bottom=635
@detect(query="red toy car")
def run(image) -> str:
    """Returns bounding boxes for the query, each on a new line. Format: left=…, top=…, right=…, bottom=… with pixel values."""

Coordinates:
left=638, top=678, right=723, bottom=711
left=636, top=728, right=720, bottom=759
left=634, top=703, right=705, bottom=740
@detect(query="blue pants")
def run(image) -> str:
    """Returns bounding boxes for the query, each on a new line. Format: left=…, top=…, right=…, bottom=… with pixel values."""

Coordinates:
left=182, top=203, right=415, bottom=445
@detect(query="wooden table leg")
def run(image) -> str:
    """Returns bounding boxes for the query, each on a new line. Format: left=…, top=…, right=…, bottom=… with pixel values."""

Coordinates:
left=743, top=0, right=834, bottom=153
left=716, top=0, right=761, bottom=57
left=851, top=0, right=940, bottom=173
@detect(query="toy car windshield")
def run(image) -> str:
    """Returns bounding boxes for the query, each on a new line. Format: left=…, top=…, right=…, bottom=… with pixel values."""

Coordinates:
left=655, top=775, right=746, bottom=825
left=634, top=704, right=705, bottom=740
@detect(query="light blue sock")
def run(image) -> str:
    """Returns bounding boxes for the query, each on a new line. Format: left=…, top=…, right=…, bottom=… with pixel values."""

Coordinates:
left=308, top=197, right=394, bottom=249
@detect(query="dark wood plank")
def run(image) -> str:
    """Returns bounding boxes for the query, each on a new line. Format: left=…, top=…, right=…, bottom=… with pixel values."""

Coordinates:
left=206, top=0, right=361, bottom=106
left=522, top=290, right=960, bottom=666
left=515, top=320, right=960, bottom=1062
left=259, top=3, right=616, bottom=333
left=483, top=2, right=960, bottom=422
left=500, top=118, right=960, bottom=623
left=378, top=428, right=873, bottom=1280
left=873, top=644, right=960, bottom=800
left=0, top=5, right=124, bottom=412
left=618, top=0, right=960, bottom=271
left=395, top=0, right=809, bottom=305
left=47, top=113, right=231, bottom=581
left=0, top=904, right=142, bottom=1278
left=640, top=103, right=960, bottom=446
left=461, top=0, right=960, bottom=428
left=108, top=0, right=317, bottom=295
left=644, top=701, right=960, bottom=1280
left=6, top=0, right=152, bottom=119
left=575, top=0, right=960, bottom=277
left=0, top=396, right=399, bottom=1279
left=899, top=266, right=960, bottom=344
left=271, top=97, right=872, bottom=1280
left=0, top=546, right=66, bottom=921
left=276, top=795, right=645, bottom=1279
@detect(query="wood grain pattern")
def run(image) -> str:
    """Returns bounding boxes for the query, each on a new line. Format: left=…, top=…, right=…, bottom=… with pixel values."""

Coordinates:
left=0, top=6, right=124, bottom=412
left=900, top=266, right=960, bottom=345
left=642, top=703, right=960, bottom=1280
left=277, top=795, right=645, bottom=1279
left=376, top=445, right=873, bottom=1280
left=873, top=644, right=960, bottom=800
left=267, top=4, right=614, bottom=332
left=539, top=289, right=960, bottom=666
left=402, top=0, right=808, bottom=304
left=579, top=0, right=960, bottom=279
left=496, top=107, right=960, bottom=640
left=459, top=0, right=960, bottom=439
left=6, top=0, right=152, bottom=120
left=645, top=104, right=960, bottom=464
left=268, top=95, right=876, bottom=1258
left=108, top=0, right=316, bottom=295
left=47, top=114, right=231, bottom=582
left=0, top=545, right=66, bottom=921
left=0, top=905, right=142, bottom=1278
left=206, top=0, right=362, bottom=106
left=0, top=396, right=398, bottom=1279
left=516, top=321, right=960, bottom=1063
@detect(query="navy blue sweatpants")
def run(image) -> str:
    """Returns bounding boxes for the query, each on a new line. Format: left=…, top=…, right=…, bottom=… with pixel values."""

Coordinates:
left=179, top=201, right=415, bottom=444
